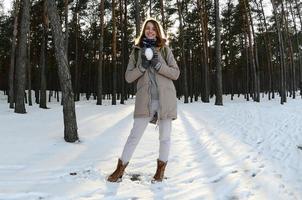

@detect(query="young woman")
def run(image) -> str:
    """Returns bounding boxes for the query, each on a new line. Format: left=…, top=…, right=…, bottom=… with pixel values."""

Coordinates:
left=107, top=18, right=180, bottom=183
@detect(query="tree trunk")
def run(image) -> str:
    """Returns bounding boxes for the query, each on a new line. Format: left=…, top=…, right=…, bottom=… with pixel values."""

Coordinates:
left=294, top=0, right=302, bottom=96
left=40, top=2, right=48, bottom=109
left=271, top=0, right=286, bottom=104
left=74, top=0, right=80, bottom=101
left=64, top=0, right=68, bottom=56
left=112, top=0, right=117, bottom=105
left=241, top=0, right=258, bottom=102
left=259, top=0, right=273, bottom=100
left=290, top=0, right=302, bottom=98
left=46, top=0, right=79, bottom=142
left=97, top=0, right=105, bottom=105
left=119, top=0, right=125, bottom=104
left=27, top=23, right=32, bottom=106
left=197, top=0, right=210, bottom=103
left=123, top=0, right=129, bottom=100
left=243, top=33, right=250, bottom=101
left=177, top=0, right=188, bottom=103
left=134, top=0, right=140, bottom=37
left=160, top=0, right=166, bottom=31
left=281, top=0, right=295, bottom=98
left=246, top=0, right=260, bottom=102
left=214, top=0, right=223, bottom=105
left=15, top=0, right=30, bottom=114
left=9, top=0, right=20, bottom=109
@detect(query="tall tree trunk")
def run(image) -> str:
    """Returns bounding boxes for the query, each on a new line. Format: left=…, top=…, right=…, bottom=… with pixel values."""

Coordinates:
left=46, top=0, right=79, bottom=142
left=27, top=23, right=32, bottom=106
left=241, top=0, right=258, bottom=102
left=242, top=33, right=250, bottom=101
left=294, top=0, right=302, bottom=96
left=15, top=0, right=30, bottom=114
left=64, top=0, right=68, bottom=56
left=225, top=0, right=234, bottom=100
left=9, top=0, right=20, bottom=109
left=214, top=0, right=223, bottom=105
left=281, top=0, right=295, bottom=98
left=74, top=1, right=80, bottom=101
left=160, top=0, right=166, bottom=31
left=271, top=0, right=286, bottom=104
left=135, top=0, right=140, bottom=37
left=246, top=0, right=260, bottom=101
left=149, top=0, right=152, bottom=16
left=177, top=0, right=188, bottom=103
left=289, top=0, right=302, bottom=98
left=119, top=0, right=125, bottom=104
left=112, top=0, right=117, bottom=105
left=97, top=0, right=105, bottom=105
left=123, top=0, right=129, bottom=100
left=40, top=1, right=48, bottom=109
left=197, top=0, right=210, bottom=103
left=259, top=0, right=273, bottom=99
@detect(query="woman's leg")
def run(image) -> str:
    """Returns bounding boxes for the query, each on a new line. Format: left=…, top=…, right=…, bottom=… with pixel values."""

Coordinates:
left=120, top=100, right=159, bottom=164
left=120, top=117, right=150, bottom=164
left=158, top=119, right=172, bottom=162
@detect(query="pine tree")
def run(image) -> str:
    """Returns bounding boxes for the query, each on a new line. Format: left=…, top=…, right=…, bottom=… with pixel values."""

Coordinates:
left=15, top=0, right=30, bottom=113
left=46, top=0, right=79, bottom=142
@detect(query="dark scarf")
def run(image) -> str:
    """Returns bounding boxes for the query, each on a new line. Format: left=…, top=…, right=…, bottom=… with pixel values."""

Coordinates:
left=142, top=37, right=157, bottom=48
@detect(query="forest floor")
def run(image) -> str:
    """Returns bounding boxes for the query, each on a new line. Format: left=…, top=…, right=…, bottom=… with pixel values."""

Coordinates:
left=0, top=92, right=301, bottom=200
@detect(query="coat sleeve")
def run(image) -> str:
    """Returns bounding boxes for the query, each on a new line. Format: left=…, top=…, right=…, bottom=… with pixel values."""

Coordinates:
left=157, top=46, right=180, bottom=81
left=125, top=48, right=145, bottom=83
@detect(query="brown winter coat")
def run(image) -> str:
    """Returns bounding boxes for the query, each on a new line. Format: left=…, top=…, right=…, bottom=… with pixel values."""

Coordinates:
left=125, top=45, right=180, bottom=120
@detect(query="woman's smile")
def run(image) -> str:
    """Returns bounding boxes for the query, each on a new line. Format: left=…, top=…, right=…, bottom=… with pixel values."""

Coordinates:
left=145, top=22, right=157, bottom=39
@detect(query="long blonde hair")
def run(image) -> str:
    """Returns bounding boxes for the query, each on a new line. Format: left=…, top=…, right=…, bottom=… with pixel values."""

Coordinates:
left=134, top=18, right=167, bottom=48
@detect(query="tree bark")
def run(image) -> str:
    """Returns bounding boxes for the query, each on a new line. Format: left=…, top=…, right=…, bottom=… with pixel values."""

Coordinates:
left=241, top=0, right=258, bottom=102
left=177, top=0, right=189, bottom=103
left=281, top=0, right=295, bottom=98
left=46, top=0, right=79, bottom=142
left=246, top=0, right=260, bottom=102
left=160, top=0, right=166, bottom=31
left=40, top=1, right=48, bottom=109
left=259, top=0, right=273, bottom=99
left=271, top=0, right=286, bottom=104
left=112, top=0, right=117, bottom=105
left=134, top=0, right=140, bottom=37
left=74, top=0, right=80, bottom=101
left=97, top=0, right=105, bottom=105
left=197, top=0, right=210, bottom=103
left=27, top=23, right=32, bottom=106
left=64, top=0, right=69, bottom=56
left=290, top=0, right=302, bottom=98
left=119, top=0, right=125, bottom=104
left=214, top=0, right=223, bottom=105
left=9, top=0, right=20, bottom=109
left=15, top=0, right=30, bottom=114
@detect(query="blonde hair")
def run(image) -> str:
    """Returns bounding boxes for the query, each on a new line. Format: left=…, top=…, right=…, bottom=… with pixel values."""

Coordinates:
left=134, top=18, right=167, bottom=48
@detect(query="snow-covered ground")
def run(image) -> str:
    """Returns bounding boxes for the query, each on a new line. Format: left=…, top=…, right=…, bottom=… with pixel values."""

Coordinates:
left=0, top=92, right=301, bottom=200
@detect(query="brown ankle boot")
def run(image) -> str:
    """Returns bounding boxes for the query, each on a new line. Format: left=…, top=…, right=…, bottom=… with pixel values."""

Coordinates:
left=107, top=159, right=129, bottom=182
left=152, top=159, right=167, bottom=182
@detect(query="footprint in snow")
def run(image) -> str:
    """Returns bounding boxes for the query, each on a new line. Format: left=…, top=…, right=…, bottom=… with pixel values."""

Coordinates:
left=244, top=169, right=260, bottom=178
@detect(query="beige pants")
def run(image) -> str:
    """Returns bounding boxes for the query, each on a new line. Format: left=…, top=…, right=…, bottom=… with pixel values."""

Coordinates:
left=120, top=100, right=172, bottom=164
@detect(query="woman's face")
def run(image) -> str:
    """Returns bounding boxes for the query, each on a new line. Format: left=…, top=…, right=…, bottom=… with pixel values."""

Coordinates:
left=144, top=22, right=157, bottom=40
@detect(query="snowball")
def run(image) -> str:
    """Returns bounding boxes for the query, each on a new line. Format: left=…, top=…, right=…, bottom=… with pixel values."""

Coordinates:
left=145, top=48, right=153, bottom=60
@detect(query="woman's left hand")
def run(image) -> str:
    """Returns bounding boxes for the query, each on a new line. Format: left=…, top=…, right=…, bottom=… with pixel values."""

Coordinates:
left=150, top=48, right=161, bottom=71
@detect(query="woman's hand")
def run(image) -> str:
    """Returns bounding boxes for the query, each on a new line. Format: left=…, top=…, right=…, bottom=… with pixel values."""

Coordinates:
left=150, top=48, right=162, bottom=71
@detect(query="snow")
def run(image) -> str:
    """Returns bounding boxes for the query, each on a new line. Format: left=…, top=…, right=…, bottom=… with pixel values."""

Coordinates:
left=0, top=92, right=301, bottom=200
